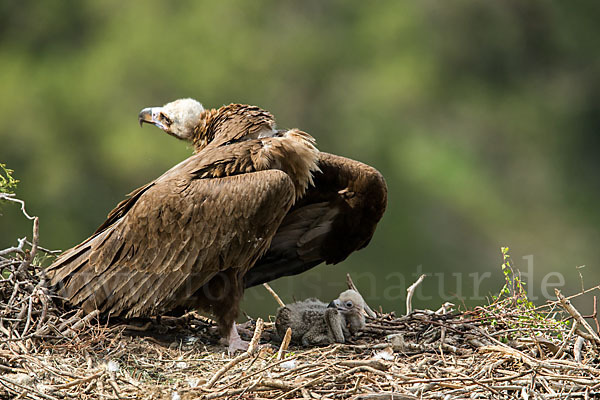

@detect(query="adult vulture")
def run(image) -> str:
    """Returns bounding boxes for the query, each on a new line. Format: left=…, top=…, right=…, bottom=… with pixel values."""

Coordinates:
left=45, top=99, right=387, bottom=353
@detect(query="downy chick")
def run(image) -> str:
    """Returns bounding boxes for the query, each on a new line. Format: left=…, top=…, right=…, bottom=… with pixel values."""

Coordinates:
left=275, top=289, right=365, bottom=346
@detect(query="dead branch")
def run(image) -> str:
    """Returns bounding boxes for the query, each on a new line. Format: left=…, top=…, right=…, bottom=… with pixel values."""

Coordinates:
left=205, top=318, right=264, bottom=388
left=406, top=274, right=426, bottom=315
left=556, top=289, right=600, bottom=347
left=262, top=283, right=285, bottom=308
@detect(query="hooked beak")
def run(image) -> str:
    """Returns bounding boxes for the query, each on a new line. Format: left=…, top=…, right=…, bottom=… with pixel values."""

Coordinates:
left=138, top=107, right=155, bottom=127
left=328, top=299, right=342, bottom=310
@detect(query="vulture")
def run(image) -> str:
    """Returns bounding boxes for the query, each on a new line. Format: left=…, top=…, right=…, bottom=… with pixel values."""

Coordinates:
left=45, top=99, right=387, bottom=353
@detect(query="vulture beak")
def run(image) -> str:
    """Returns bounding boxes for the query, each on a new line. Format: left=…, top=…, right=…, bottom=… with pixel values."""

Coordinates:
left=138, top=107, right=154, bottom=127
left=328, top=299, right=341, bottom=310
left=138, top=107, right=170, bottom=131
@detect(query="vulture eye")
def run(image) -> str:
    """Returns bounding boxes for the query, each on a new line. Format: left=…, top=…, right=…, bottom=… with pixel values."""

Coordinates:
left=345, top=301, right=353, bottom=308
left=160, top=112, right=173, bottom=127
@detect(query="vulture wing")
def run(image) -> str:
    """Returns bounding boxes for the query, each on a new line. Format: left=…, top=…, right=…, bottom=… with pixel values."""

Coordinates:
left=244, top=152, right=387, bottom=288
left=46, top=153, right=295, bottom=317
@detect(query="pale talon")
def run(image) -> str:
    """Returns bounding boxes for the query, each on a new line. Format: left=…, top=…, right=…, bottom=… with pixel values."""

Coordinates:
left=227, top=323, right=250, bottom=355
left=228, top=338, right=250, bottom=355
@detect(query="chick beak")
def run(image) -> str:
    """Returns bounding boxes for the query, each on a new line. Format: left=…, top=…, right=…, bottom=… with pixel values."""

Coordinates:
left=328, top=299, right=344, bottom=311
left=138, top=108, right=154, bottom=127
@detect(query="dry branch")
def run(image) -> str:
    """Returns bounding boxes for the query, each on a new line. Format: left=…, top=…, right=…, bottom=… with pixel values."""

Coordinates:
left=277, top=327, right=292, bottom=360
left=406, top=274, right=426, bottom=315
left=205, top=318, right=264, bottom=388
left=556, top=288, right=600, bottom=347
left=262, top=282, right=285, bottom=308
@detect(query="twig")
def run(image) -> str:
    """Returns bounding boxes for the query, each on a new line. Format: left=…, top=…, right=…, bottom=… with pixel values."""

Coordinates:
left=0, top=193, right=35, bottom=220
left=273, top=373, right=327, bottom=400
left=406, top=274, right=426, bottom=315
left=0, top=238, right=27, bottom=257
left=219, top=355, right=301, bottom=390
left=574, top=337, right=585, bottom=363
left=0, top=375, right=61, bottom=400
left=21, top=295, right=34, bottom=337
left=339, top=360, right=389, bottom=371
left=24, top=240, right=61, bottom=255
left=593, top=296, right=600, bottom=334
left=205, top=318, right=264, bottom=388
left=50, top=370, right=104, bottom=390
left=556, top=289, right=600, bottom=347
left=553, top=319, right=578, bottom=359
left=263, top=283, right=285, bottom=308
left=260, top=378, right=294, bottom=390
left=247, top=317, right=264, bottom=354
left=277, top=327, right=292, bottom=361
left=17, top=217, right=39, bottom=276
left=533, top=284, right=600, bottom=312
left=63, top=310, right=100, bottom=336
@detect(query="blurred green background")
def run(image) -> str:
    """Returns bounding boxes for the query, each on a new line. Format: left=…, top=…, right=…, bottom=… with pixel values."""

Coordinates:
left=1, top=1, right=599, bottom=318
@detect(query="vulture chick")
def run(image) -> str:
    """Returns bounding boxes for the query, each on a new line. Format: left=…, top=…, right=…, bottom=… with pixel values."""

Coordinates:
left=140, top=98, right=388, bottom=289
left=275, top=289, right=366, bottom=346
left=46, top=99, right=320, bottom=353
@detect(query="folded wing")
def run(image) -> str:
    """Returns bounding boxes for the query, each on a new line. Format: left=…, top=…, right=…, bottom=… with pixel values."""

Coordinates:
left=244, top=152, right=387, bottom=288
left=46, top=154, right=295, bottom=317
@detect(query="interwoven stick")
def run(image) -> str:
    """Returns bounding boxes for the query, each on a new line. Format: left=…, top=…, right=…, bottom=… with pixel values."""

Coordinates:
left=206, top=318, right=264, bottom=388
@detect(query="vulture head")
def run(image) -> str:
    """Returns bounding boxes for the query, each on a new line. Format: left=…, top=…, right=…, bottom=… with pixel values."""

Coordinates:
left=328, top=289, right=365, bottom=316
left=139, top=99, right=278, bottom=152
left=138, top=98, right=204, bottom=141
left=329, top=289, right=367, bottom=334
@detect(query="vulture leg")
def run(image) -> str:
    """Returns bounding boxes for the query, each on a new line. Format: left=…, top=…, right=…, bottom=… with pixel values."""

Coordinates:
left=194, top=269, right=250, bottom=353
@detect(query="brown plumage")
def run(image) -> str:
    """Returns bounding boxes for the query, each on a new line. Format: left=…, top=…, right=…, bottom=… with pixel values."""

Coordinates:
left=45, top=99, right=387, bottom=353
left=246, top=151, right=387, bottom=288
left=134, top=99, right=388, bottom=288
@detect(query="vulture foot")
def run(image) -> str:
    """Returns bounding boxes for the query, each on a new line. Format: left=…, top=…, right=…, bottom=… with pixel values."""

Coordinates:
left=226, top=323, right=250, bottom=355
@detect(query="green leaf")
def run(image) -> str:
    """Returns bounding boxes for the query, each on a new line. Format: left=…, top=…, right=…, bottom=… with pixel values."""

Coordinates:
left=0, top=163, right=19, bottom=194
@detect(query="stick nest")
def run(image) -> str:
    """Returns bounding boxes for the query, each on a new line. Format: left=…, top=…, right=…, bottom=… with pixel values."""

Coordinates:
left=1, top=260, right=599, bottom=399
left=1, top=196, right=599, bottom=399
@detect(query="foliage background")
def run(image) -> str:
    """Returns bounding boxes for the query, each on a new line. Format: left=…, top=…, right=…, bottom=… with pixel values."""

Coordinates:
left=1, top=1, right=599, bottom=317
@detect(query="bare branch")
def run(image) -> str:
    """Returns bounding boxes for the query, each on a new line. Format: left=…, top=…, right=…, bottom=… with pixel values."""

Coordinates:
left=0, top=193, right=35, bottom=220
left=263, top=283, right=285, bottom=308
left=406, top=274, right=426, bottom=315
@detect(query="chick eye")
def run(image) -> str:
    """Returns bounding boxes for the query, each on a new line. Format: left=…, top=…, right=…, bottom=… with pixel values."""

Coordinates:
left=160, top=112, right=173, bottom=126
left=345, top=301, right=353, bottom=308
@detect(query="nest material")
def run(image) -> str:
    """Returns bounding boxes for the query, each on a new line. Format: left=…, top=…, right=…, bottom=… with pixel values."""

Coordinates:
left=1, top=195, right=600, bottom=399
left=1, top=255, right=600, bottom=400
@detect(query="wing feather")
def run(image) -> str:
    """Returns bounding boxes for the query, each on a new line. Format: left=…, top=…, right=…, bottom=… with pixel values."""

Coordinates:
left=46, top=161, right=295, bottom=317
left=244, top=152, right=387, bottom=288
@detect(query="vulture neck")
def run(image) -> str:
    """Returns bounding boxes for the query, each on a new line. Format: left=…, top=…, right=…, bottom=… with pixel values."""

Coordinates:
left=192, top=104, right=276, bottom=152
left=192, top=108, right=220, bottom=151
left=190, top=104, right=319, bottom=200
